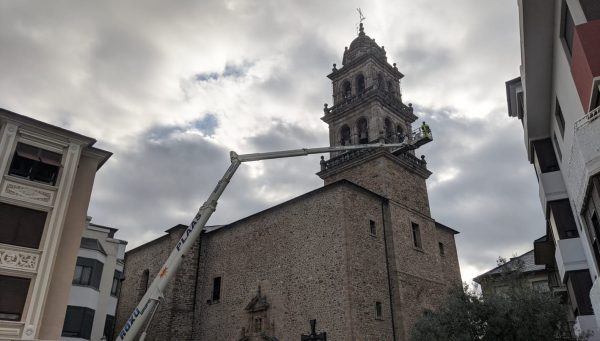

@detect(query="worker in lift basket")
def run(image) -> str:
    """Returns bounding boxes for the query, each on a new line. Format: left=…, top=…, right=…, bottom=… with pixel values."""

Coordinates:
left=421, top=121, right=431, bottom=138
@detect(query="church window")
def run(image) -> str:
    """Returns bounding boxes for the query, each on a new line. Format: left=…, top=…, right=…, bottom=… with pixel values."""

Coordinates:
left=384, top=118, right=394, bottom=141
left=343, top=80, right=352, bottom=99
left=369, top=220, right=376, bottom=236
left=387, top=80, right=393, bottom=92
left=357, top=117, right=369, bottom=144
left=396, top=125, right=404, bottom=142
left=377, top=73, right=384, bottom=89
left=254, top=317, right=262, bottom=332
left=340, top=125, right=351, bottom=146
left=439, top=242, right=445, bottom=256
left=412, top=223, right=422, bottom=249
left=356, top=73, right=365, bottom=93
left=212, top=276, right=222, bottom=302
left=375, top=301, right=383, bottom=319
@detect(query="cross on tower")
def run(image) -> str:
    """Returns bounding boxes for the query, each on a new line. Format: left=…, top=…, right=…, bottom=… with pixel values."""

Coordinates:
left=300, top=319, right=327, bottom=341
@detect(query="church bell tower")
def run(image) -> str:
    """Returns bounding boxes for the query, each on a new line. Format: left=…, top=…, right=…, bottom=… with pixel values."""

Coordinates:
left=318, top=23, right=432, bottom=215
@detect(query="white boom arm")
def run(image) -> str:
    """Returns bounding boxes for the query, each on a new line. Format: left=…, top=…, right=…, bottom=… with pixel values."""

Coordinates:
left=117, top=132, right=431, bottom=341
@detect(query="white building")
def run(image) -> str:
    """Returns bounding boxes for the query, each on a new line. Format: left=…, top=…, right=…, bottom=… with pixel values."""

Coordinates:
left=62, top=218, right=127, bottom=341
left=506, top=0, right=600, bottom=337
left=0, top=108, right=111, bottom=340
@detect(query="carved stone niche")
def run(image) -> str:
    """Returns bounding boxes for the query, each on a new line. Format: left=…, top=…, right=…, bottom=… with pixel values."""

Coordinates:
left=238, top=285, right=278, bottom=341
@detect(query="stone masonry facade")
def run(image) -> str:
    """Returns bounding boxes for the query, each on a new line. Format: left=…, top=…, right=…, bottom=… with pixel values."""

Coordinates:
left=115, top=23, right=462, bottom=341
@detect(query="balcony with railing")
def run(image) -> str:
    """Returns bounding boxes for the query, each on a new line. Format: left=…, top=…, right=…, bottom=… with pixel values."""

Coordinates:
left=319, top=127, right=430, bottom=174
left=323, top=85, right=416, bottom=121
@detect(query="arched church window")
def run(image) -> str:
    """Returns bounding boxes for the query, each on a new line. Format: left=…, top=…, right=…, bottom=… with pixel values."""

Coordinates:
left=384, top=118, right=394, bottom=140
left=357, top=117, right=369, bottom=144
left=396, top=125, right=405, bottom=142
left=340, top=125, right=351, bottom=146
left=343, top=80, right=352, bottom=99
left=356, top=74, right=365, bottom=93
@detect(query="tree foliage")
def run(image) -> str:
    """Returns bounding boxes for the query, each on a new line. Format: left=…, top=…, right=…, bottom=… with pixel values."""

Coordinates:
left=411, top=257, right=584, bottom=341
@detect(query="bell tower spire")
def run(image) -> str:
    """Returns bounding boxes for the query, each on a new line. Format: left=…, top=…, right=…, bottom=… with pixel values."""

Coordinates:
left=318, top=23, right=432, bottom=213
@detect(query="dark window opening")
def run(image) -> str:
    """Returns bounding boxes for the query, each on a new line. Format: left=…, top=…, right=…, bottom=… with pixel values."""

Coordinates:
left=375, top=301, right=382, bottom=319
left=104, top=315, right=116, bottom=341
left=62, top=306, right=95, bottom=340
left=72, top=257, right=103, bottom=290
left=384, top=118, right=394, bottom=141
left=567, top=270, right=594, bottom=316
left=111, top=270, right=123, bottom=297
left=0, top=202, right=47, bottom=249
left=340, top=125, right=351, bottom=146
left=342, top=80, right=352, bottom=99
left=517, top=91, right=524, bottom=118
left=396, top=125, right=404, bottom=142
left=8, top=143, right=62, bottom=186
left=254, top=317, right=262, bottom=332
left=369, top=220, right=376, bottom=236
left=532, top=138, right=560, bottom=173
left=0, top=275, right=30, bottom=321
left=562, top=3, right=575, bottom=55
left=412, top=223, right=422, bottom=249
left=549, top=199, right=579, bottom=239
left=592, top=85, right=600, bottom=111
left=439, top=242, right=445, bottom=256
left=555, top=99, right=565, bottom=138
left=356, top=74, right=365, bottom=93
left=138, top=269, right=149, bottom=300
left=589, top=211, right=600, bottom=274
left=357, top=118, right=369, bottom=144
left=212, top=276, right=221, bottom=302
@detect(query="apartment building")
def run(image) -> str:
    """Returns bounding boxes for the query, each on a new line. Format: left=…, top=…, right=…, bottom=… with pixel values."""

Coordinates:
left=506, top=0, right=600, bottom=337
left=0, top=108, right=111, bottom=340
left=62, top=218, right=126, bottom=341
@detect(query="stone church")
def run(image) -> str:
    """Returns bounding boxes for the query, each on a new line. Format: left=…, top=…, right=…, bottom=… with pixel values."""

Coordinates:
left=115, top=23, right=462, bottom=341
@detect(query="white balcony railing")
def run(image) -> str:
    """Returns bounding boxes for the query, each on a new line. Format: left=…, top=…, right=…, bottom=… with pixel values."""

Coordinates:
left=555, top=238, right=588, bottom=281
left=575, top=105, right=600, bottom=129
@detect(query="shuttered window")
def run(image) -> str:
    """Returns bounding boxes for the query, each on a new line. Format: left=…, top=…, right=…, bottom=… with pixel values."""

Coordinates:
left=0, top=202, right=47, bottom=249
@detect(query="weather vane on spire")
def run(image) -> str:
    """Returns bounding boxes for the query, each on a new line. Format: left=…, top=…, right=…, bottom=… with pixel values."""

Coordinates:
left=356, top=8, right=366, bottom=34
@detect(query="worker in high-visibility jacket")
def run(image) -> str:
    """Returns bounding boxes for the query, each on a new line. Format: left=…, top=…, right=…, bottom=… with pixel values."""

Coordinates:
left=421, top=121, right=431, bottom=138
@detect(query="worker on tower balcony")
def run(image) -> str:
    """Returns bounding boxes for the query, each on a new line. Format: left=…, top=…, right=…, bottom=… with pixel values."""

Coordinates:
left=421, top=121, right=431, bottom=139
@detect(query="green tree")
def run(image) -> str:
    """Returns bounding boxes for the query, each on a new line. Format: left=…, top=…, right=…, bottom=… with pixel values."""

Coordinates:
left=411, top=257, right=586, bottom=341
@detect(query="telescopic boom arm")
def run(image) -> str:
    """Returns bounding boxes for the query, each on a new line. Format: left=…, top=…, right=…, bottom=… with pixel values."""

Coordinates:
left=117, top=128, right=431, bottom=341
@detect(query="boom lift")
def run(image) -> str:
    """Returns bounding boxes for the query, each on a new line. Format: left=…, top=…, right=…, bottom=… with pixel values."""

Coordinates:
left=117, top=127, right=432, bottom=341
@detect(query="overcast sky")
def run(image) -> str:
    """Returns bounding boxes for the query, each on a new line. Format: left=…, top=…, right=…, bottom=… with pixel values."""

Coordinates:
left=0, top=0, right=546, bottom=284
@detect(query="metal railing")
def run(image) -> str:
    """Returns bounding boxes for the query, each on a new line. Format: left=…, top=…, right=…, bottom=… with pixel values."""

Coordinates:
left=574, top=105, right=600, bottom=129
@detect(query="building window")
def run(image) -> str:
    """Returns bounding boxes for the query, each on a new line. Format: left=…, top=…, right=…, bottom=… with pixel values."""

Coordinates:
left=375, top=301, right=383, bottom=319
left=384, top=118, right=394, bottom=141
left=561, top=2, right=575, bottom=55
left=369, top=220, right=377, bottom=236
left=567, top=270, right=594, bottom=316
left=254, top=317, right=262, bottom=332
left=549, top=199, right=579, bottom=239
left=62, top=306, right=95, bottom=340
left=0, top=275, right=30, bottom=321
left=412, top=223, right=422, bottom=249
left=342, top=80, right=352, bottom=99
left=356, top=74, right=365, bottom=93
left=555, top=99, right=565, bottom=138
left=439, top=242, right=445, bottom=256
left=72, top=257, right=104, bottom=290
left=396, top=125, right=404, bottom=142
left=340, top=125, right=351, bottom=146
left=532, top=138, right=560, bottom=173
left=517, top=91, right=524, bottom=118
left=0, top=202, right=47, bottom=249
left=584, top=176, right=600, bottom=274
left=553, top=133, right=562, bottom=161
left=104, top=315, right=116, bottom=341
left=8, top=143, right=62, bottom=186
left=138, top=269, right=150, bottom=300
left=357, top=117, right=369, bottom=144
left=212, top=277, right=221, bottom=302
left=111, top=270, right=123, bottom=297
